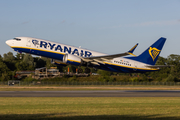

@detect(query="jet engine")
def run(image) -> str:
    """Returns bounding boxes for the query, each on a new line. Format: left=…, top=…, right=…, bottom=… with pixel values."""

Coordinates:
left=51, top=54, right=82, bottom=66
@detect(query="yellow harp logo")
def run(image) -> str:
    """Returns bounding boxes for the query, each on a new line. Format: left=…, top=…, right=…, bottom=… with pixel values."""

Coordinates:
left=149, top=47, right=161, bottom=61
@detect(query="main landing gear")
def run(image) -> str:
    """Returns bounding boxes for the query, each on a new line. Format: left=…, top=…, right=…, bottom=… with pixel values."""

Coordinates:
left=77, top=68, right=83, bottom=73
left=85, top=68, right=90, bottom=73
left=77, top=67, right=91, bottom=73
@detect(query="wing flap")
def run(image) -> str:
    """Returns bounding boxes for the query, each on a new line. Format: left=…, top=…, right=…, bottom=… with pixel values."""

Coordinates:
left=145, top=65, right=174, bottom=68
left=84, top=52, right=130, bottom=60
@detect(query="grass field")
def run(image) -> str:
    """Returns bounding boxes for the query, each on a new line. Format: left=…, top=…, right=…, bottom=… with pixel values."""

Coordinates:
left=0, top=97, right=180, bottom=120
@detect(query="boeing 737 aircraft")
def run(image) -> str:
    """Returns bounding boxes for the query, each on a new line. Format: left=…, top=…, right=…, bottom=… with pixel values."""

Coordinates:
left=6, top=37, right=169, bottom=73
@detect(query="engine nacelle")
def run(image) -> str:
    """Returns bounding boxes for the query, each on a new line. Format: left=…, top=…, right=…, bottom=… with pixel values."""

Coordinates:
left=51, top=59, right=67, bottom=66
left=52, top=54, right=82, bottom=66
left=64, top=54, right=82, bottom=66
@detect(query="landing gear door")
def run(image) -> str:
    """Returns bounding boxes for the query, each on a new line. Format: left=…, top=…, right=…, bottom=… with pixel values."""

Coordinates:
left=26, top=39, right=31, bottom=47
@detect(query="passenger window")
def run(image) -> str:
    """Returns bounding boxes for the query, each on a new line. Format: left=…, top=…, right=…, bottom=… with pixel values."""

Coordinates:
left=13, top=38, right=21, bottom=41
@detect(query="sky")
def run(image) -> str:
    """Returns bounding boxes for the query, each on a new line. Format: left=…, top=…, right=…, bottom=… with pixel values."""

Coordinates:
left=0, top=0, right=180, bottom=58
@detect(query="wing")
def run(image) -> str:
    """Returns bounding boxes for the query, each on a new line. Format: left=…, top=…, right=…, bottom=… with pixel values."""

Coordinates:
left=81, top=43, right=138, bottom=65
left=145, top=65, right=174, bottom=69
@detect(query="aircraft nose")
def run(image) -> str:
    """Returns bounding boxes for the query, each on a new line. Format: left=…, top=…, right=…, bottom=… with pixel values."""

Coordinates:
left=6, top=40, right=12, bottom=46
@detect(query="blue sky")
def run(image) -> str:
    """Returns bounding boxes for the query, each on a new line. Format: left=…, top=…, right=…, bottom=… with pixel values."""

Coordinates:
left=0, top=0, right=180, bottom=58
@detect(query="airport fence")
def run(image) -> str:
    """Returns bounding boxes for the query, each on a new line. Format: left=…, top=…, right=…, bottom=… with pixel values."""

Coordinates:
left=1, top=81, right=180, bottom=86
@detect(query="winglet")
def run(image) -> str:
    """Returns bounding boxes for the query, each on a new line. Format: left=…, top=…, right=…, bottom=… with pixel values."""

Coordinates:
left=128, top=43, right=138, bottom=56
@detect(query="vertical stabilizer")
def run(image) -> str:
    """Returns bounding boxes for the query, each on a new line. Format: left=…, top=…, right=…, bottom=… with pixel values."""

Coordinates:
left=127, top=37, right=166, bottom=65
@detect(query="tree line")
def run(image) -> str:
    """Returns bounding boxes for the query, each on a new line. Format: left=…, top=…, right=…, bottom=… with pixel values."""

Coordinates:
left=0, top=52, right=180, bottom=82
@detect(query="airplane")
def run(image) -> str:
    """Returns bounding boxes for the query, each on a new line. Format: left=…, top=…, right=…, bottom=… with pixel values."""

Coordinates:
left=5, top=37, right=170, bottom=73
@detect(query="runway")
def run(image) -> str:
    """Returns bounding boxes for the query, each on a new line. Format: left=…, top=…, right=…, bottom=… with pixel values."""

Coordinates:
left=0, top=90, right=180, bottom=97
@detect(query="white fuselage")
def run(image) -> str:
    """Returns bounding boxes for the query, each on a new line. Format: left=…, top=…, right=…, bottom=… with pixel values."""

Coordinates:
left=6, top=37, right=158, bottom=73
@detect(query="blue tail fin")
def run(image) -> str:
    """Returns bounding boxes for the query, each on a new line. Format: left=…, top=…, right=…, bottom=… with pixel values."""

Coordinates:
left=127, top=37, right=166, bottom=65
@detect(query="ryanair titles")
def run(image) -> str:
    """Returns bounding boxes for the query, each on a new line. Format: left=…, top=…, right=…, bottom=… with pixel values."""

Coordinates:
left=32, top=40, right=92, bottom=57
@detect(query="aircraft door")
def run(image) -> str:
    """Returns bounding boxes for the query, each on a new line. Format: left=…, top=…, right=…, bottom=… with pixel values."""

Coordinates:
left=26, top=39, right=31, bottom=47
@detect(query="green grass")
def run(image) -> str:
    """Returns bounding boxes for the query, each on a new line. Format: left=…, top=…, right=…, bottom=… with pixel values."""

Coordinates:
left=0, top=97, right=180, bottom=120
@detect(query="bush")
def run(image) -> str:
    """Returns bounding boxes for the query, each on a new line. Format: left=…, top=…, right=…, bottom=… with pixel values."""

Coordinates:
left=68, top=75, right=77, bottom=81
left=23, top=76, right=36, bottom=82
left=98, top=76, right=116, bottom=82
left=155, top=77, right=162, bottom=81
left=0, top=73, right=10, bottom=81
left=97, top=70, right=111, bottom=76
left=166, top=74, right=175, bottom=82
left=129, top=77, right=140, bottom=82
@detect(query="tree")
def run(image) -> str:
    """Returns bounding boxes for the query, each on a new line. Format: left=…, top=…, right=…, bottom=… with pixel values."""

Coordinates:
left=167, top=54, right=180, bottom=80
left=3, top=52, right=15, bottom=62
left=3, top=52, right=16, bottom=71
left=15, top=53, right=35, bottom=70
left=34, top=57, right=46, bottom=68
left=0, top=60, right=10, bottom=81
left=40, top=57, right=57, bottom=69
left=0, top=55, right=2, bottom=61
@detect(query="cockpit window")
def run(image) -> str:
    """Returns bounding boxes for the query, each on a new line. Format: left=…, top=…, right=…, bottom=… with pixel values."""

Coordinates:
left=13, top=38, right=21, bottom=41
